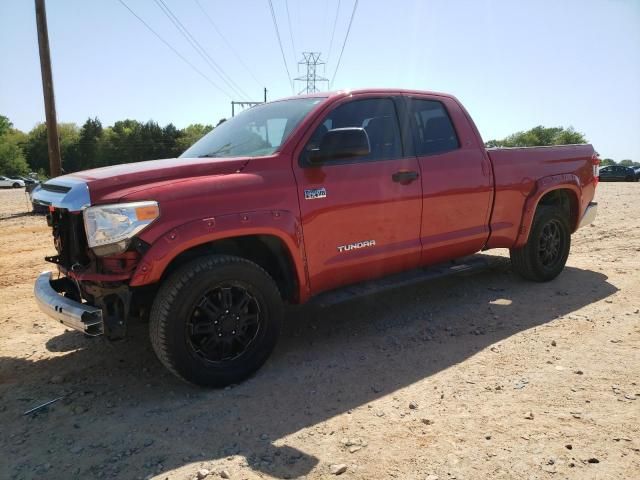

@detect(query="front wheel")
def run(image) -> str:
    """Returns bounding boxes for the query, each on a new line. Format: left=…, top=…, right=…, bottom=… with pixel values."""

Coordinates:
left=149, top=255, right=283, bottom=387
left=12, top=182, right=21, bottom=188
left=510, top=206, right=571, bottom=282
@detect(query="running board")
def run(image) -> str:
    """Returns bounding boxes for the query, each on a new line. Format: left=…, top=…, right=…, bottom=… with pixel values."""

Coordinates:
left=311, top=255, right=491, bottom=307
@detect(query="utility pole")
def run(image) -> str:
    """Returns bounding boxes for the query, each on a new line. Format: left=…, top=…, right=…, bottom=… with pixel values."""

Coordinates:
left=231, top=88, right=268, bottom=117
left=35, top=0, right=61, bottom=177
left=294, top=52, right=328, bottom=95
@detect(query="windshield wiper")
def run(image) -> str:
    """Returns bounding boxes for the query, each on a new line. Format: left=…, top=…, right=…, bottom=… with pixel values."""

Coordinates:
left=198, top=143, right=233, bottom=158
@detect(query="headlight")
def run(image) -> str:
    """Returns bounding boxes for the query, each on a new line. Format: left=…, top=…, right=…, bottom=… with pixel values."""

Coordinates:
left=83, top=201, right=160, bottom=256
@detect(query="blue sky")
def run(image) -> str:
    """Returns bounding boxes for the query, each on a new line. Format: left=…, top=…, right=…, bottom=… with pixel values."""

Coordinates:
left=1, top=0, right=639, bottom=160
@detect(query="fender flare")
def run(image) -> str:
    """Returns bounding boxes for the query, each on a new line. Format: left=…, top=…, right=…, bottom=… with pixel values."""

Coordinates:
left=129, top=210, right=309, bottom=299
left=513, top=173, right=581, bottom=249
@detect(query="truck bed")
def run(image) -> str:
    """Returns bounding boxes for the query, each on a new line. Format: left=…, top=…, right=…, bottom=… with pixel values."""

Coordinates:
left=485, top=144, right=596, bottom=248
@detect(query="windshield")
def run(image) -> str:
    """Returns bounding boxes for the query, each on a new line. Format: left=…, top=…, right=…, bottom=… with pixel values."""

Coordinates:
left=181, top=97, right=325, bottom=159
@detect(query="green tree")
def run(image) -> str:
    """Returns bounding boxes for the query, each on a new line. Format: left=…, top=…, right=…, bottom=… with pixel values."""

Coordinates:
left=10, top=116, right=221, bottom=173
left=0, top=115, right=12, bottom=137
left=77, top=118, right=103, bottom=170
left=486, top=126, right=587, bottom=148
left=23, top=122, right=80, bottom=174
left=176, top=123, right=213, bottom=152
left=0, top=141, right=30, bottom=176
left=600, top=158, right=616, bottom=166
left=23, top=123, right=48, bottom=172
left=0, top=115, right=30, bottom=176
left=619, top=159, right=636, bottom=167
left=162, top=123, right=181, bottom=158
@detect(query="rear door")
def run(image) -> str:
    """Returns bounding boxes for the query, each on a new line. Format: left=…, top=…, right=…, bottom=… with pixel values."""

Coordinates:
left=407, top=95, right=493, bottom=265
left=292, top=96, right=423, bottom=295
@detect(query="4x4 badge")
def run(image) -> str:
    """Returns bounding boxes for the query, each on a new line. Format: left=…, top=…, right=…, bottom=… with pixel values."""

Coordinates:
left=304, top=187, right=327, bottom=200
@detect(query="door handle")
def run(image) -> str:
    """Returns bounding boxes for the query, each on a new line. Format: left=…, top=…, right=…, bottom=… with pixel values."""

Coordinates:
left=392, top=170, right=419, bottom=183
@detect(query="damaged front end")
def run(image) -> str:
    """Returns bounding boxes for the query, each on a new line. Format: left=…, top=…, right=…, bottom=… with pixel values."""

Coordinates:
left=32, top=178, right=153, bottom=339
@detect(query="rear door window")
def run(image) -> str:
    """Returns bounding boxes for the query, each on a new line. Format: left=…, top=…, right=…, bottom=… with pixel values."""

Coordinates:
left=409, top=99, right=459, bottom=156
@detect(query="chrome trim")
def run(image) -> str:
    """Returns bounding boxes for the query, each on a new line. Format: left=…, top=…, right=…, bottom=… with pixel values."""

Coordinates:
left=31, top=176, right=90, bottom=212
left=34, top=271, right=103, bottom=336
left=578, top=202, right=598, bottom=229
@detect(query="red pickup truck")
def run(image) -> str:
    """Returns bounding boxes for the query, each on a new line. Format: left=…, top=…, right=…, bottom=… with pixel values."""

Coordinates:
left=32, top=89, right=598, bottom=387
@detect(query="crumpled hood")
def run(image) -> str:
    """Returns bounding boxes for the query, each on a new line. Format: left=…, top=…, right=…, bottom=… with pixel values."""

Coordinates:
left=64, top=157, right=250, bottom=204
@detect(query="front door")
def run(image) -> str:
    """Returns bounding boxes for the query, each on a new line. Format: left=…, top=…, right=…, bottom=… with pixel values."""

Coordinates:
left=293, top=96, right=423, bottom=295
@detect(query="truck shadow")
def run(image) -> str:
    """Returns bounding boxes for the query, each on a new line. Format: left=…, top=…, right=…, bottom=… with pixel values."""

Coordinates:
left=0, top=255, right=618, bottom=479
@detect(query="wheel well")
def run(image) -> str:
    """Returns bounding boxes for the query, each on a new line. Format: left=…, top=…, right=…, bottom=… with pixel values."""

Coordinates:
left=537, top=189, right=578, bottom=230
left=162, top=235, right=299, bottom=302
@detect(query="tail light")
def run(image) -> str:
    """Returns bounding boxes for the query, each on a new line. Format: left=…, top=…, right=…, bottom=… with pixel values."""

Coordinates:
left=592, top=153, right=600, bottom=185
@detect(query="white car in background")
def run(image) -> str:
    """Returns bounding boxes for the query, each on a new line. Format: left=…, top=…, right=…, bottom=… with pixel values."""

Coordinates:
left=0, top=176, right=25, bottom=188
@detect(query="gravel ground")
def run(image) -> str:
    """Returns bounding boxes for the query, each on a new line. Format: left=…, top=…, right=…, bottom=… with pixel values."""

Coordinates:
left=0, top=183, right=638, bottom=480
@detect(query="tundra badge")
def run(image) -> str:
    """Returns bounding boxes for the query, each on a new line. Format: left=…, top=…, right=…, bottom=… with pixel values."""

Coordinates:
left=304, top=187, right=327, bottom=200
left=337, top=240, right=376, bottom=253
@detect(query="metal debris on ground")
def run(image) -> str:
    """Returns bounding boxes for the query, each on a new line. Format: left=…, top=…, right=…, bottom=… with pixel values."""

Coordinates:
left=23, top=396, right=64, bottom=415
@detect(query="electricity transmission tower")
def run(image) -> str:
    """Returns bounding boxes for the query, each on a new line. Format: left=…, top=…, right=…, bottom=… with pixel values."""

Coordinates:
left=294, top=52, right=329, bottom=94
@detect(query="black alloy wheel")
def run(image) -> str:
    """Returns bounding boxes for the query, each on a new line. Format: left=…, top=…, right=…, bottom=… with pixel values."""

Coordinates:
left=187, top=284, right=262, bottom=363
left=537, top=219, right=564, bottom=270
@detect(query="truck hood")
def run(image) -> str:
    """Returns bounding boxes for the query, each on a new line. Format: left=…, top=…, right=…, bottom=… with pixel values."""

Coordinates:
left=32, top=157, right=250, bottom=210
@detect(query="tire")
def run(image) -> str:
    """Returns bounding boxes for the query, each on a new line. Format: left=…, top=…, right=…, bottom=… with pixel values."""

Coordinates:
left=625, top=176, right=634, bottom=182
left=510, top=206, right=571, bottom=282
left=12, top=183, right=21, bottom=188
left=149, top=255, right=283, bottom=387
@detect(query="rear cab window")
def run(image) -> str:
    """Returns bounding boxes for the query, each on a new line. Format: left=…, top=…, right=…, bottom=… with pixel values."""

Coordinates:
left=408, top=98, right=460, bottom=156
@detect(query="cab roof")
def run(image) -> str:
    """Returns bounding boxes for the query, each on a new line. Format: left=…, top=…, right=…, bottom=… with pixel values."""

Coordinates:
left=276, top=88, right=458, bottom=102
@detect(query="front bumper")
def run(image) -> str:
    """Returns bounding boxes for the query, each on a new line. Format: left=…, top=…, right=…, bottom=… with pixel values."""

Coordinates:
left=578, top=201, right=598, bottom=229
left=34, top=271, right=104, bottom=336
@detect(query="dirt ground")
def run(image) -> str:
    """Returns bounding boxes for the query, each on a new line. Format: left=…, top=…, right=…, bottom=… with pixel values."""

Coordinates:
left=0, top=184, right=638, bottom=480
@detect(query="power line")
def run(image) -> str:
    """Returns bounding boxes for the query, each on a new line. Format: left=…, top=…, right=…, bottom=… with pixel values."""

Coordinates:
left=153, top=0, right=249, bottom=100
left=331, top=0, right=358, bottom=88
left=326, top=0, right=341, bottom=64
left=267, top=0, right=293, bottom=93
left=192, top=0, right=263, bottom=88
left=153, top=0, right=251, bottom=100
left=285, top=0, right=297, bottom=62
left=116, top=0, right=230, bottom=97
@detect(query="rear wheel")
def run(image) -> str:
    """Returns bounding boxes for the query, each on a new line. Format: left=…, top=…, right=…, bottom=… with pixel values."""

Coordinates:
left=510, top=206, right=571, bottom=282
left=12, top=182, right=21, bottom=188
left=149, top=255, right=283, bottom=387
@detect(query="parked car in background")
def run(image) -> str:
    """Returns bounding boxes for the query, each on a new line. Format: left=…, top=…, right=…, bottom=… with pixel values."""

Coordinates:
left=11, top=175, right=39, bottom=186
left=634, top=167, right=640, bottom=181
left=0, top=176, right=25, bottom=188
left=598, top=165, right=637, bottom=182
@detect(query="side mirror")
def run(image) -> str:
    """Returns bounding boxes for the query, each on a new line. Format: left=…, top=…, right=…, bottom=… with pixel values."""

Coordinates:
left=308, top=127, right=371, bottom=163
